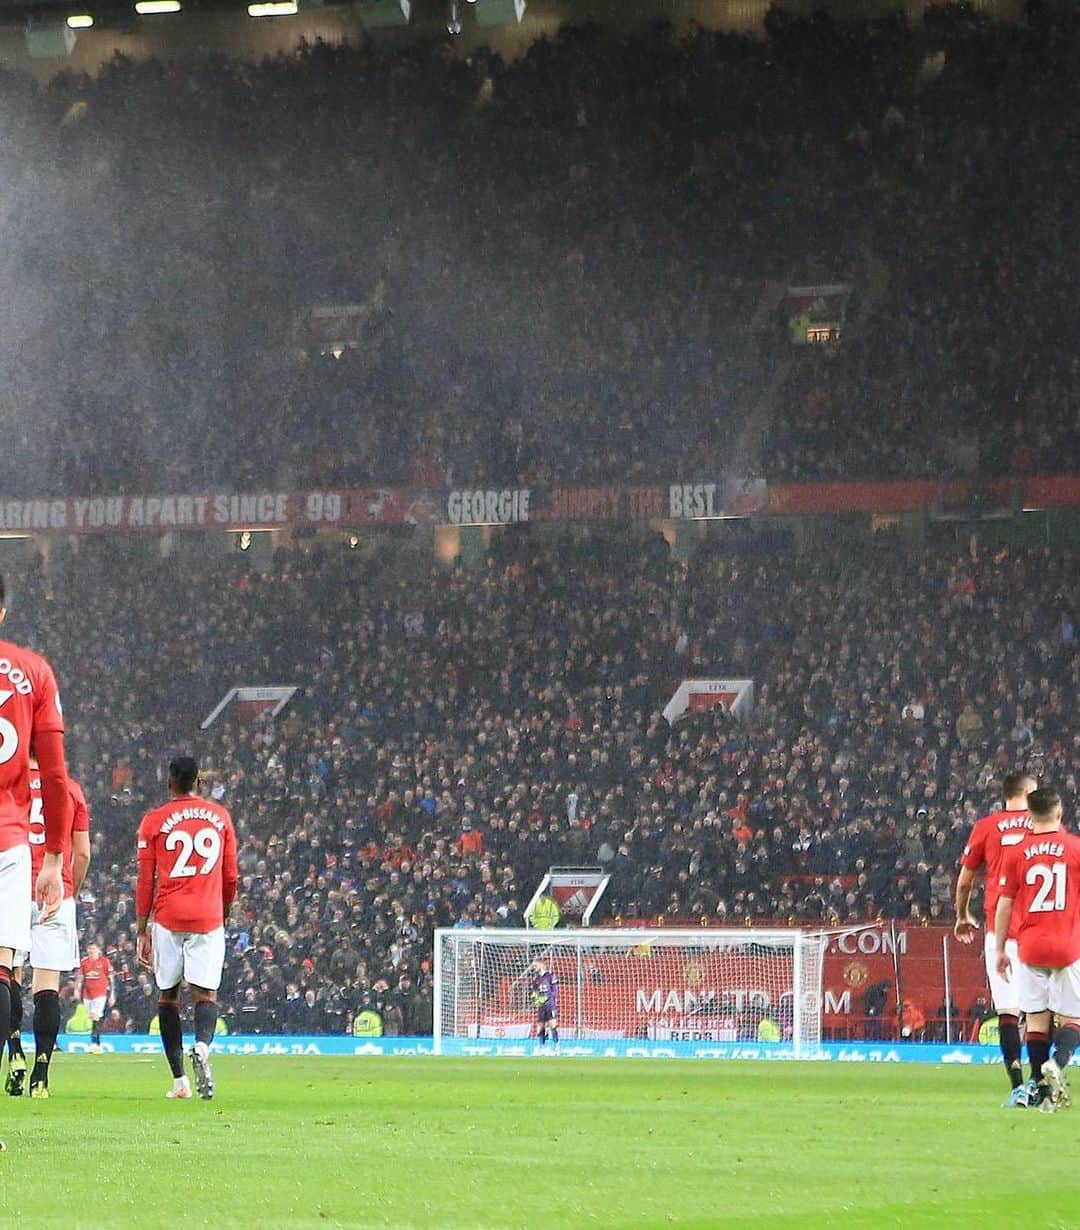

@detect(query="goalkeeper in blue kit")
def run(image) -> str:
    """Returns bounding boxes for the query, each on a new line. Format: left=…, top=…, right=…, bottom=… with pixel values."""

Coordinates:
left=530, top=959, right=559, bottom=1047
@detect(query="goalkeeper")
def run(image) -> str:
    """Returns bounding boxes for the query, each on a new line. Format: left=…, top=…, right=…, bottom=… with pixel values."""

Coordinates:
left=529, top=959, right=559, bottom=1048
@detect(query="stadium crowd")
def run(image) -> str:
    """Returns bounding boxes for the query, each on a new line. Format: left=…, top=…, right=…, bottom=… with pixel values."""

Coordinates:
left=0, top=10, right=1078, bottom=495
left=5, top=526, right=1076, bottom=1034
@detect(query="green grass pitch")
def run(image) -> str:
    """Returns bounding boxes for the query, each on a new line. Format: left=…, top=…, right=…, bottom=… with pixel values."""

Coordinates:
left=3, top=1056, right=1079, bottom=1228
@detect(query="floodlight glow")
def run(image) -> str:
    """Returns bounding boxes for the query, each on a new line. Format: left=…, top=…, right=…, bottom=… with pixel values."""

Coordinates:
left=248, top=1, right=297, bottom=14
left=66, top=13, right=94, bottom=26
left=135, top=1, right=181, bottom=13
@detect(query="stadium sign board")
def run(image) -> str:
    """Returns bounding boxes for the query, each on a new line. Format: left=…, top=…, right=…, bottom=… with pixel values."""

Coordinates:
left=524, top=866, right=611, bottom=926
left=47, top=1034, right=1046, bottom=1065
left=0, top=480, right=766, bottom=536
left=662, top=679, right=754, bottom=725
left=3, top=475, right=1080, bottom=537
left=202, top=685, right=298, bottom=729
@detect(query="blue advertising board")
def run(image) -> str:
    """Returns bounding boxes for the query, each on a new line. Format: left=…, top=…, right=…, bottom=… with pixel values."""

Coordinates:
left=51, top=1035, right=1024, bottom=1064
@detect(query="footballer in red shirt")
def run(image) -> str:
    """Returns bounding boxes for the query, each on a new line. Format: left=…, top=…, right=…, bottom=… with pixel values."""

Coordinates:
left=5, top=768, right=91, bottom=1097
left=77, top=944, right=114, bottom=1034
left=136, top=756, right=238, bottom=1100
left=954, top=770, right=1035, bottom=1098
left=0, top=575, right=74, bottom=1084
left=995, top=788, right=1080, bottom=1112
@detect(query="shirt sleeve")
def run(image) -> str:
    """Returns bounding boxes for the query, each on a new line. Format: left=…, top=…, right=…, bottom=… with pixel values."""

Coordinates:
left=135, top=815, right=157, bottom=920
left=31, top=657, right=65, bottom=736
left=960, top=819, right=987, bottom=870
left=999, top=849, right=1020, bottom=900
left=35, top=728, right=72, bottom=855
left=221, top=815, right=239, bottom=912
left=70, top=780, right=90, bottom=833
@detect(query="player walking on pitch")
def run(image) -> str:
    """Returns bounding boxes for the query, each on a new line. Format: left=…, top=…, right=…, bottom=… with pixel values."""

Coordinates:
left=0, top=576, right=73, bottom=1091
left=954, top=771, right=1036, bottom=1104
left=136, top=756, right=237, bottom=1100
left=76, top=942, right=114, bottom=1053
left=6, top=764, right=90, bottom=1097
left=995, top=788, right=1080, bottom=1113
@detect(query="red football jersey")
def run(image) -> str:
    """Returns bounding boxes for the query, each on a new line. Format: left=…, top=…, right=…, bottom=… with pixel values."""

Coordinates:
left=28, top=775, right=89, bottom=897
left=1000, top=828, right=1080, bottom=968
left=80, top=955, right=112, bottom=999
left=136, top=795, right=238, bottom=933
left=960, top=808, right=1033, bottom=932
left=0, top=640, right=65, bottom=853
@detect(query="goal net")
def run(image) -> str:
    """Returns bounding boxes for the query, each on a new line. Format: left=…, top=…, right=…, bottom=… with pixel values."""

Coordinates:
left=434, top=928, right=827, bottom=1058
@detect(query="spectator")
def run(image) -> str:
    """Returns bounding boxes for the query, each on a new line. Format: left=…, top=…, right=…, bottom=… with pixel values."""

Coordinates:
left=100, top=1008, right=127, bottom=1036
left=956, top=704, right=985, bottom=744
left=457, top=820, right=484, bottom=858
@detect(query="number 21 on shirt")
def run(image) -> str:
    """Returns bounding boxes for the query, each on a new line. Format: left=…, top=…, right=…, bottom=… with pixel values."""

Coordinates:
left=1028, top=862, right=1067, bottom=913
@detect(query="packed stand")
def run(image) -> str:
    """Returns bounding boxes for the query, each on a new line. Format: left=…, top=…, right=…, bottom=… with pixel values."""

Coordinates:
left=3, top=529, right=1076, bottom=1034
left=0, top=12, right=1078, bottom=494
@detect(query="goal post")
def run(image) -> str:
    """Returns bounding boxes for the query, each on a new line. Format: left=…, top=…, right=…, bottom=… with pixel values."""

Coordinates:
left=433, top=928, right=827, bottom=1059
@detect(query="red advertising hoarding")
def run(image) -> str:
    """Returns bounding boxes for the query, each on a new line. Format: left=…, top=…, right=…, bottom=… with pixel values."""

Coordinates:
left=0, top=475, right=1077, bottom=536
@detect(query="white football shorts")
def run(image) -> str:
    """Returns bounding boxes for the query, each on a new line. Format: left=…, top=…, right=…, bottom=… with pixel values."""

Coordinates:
left=985, top=932, right=1020, bottom=1013
left=151, top=923, right=225, bottom=991
left=84, top=995, right=107, bottom=1020
left=0, top=844, right=32, bottom=957
left=29, top=896, right=79, bottom=973
left=1016, top=957, right=1080, bottom=1020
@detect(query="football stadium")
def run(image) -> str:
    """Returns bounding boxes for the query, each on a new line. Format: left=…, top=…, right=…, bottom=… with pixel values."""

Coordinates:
left=0, top=0, right=1078, bottom=1224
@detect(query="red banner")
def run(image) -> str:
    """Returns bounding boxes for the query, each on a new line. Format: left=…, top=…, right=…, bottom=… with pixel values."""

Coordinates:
left=444, top=480, right=768, bottom=525
left=821, top=924, right=985, bottom=1038
left=769, top=475, right=1080, bottom=516
left=0, top=490, right=409, bottom=536
left=604, top=920, right=988, bottom=1038
left=0, top=475, right=1077, bottom=536
left=0, top=482, right=768, bottom=535
left=767, top=479, right=1010, bottom=516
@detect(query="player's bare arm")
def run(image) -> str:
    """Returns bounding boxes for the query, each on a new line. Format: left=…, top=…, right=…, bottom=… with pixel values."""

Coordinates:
left=954, top=865, right=979, bottom=942
left=72, top=830, right=90, bottom=894
left=994, top=895, right=1014, bottom=979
